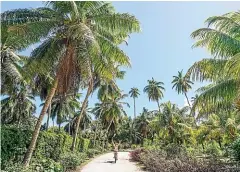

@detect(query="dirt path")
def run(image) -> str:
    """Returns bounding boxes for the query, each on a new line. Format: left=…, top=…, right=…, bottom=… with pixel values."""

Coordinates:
left=80, top=152, right=143, bottom=172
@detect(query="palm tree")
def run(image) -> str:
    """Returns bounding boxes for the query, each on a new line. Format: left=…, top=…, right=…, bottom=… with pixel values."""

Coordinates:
left=186, top=11, right=240, bottom=116
left=172, top=70, right=193, bottom=107
left=135, top=108, right=151, bottom=143
left=50, top=94, right=81, bottom=132
left=129, top=87, right=140, bottom=119
left=2, top=2, right=140, bottom=165
left=94, top=93, right=129, bottom=135
left=144, top=78, right=165, bottom=112
left=68, top=102, right=92, bottom=135
left=1, top=87, right=36, bottom=128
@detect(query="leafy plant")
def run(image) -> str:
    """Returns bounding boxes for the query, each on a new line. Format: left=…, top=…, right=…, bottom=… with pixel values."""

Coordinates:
left=230, top=137, right=240, bottom=161
left=60, top=152, right=87, bottom=170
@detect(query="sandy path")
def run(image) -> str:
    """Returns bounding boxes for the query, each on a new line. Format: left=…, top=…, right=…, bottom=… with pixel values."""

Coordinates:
left=80, top=152, right=143, bottom=172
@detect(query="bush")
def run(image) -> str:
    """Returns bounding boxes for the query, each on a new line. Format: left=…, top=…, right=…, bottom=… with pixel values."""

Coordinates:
left=60, top=152, right=87, bottom=170
left=29, top=158, right=63, bottom=172
left=139, top=150, right=239, bottom=172
left=205, top=141, right=222, bottom=157
left=87, top=149, right=101, bottom=158
left=230, top=137, right=240, bottom=161
left=3, top=159, right=63, bottom=172
left=78, top=138, right=90, bottom=152
left=35, top=130, right=74, bottom=161
left=1, top=126, right=32, bottom=169
left=1, top=126, right=90, bottom=171
left=131, top=144, right=137, bottom=149
left=164, top=143, right=187, bottom=159
left=129, top=148, right=145, bottom=162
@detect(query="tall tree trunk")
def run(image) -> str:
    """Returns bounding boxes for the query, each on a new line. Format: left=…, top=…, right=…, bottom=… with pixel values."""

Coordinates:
left=102, top=118, right=113, bottom=149
left=53, top=118, right=55, bottom=128
left=106, top=118, right=113, bottom=134
left=133, top=97, right=136, bottom=119
left=71, top=85, right=92, bottom=151
left=157, top=99, right=161, bottom=113
left=46, top=103, right=51, bottom=130
left=23, top=78, right=58, bottom=167
left=184, top=92, right=191, bottom=108
left=58, top=124, right=61, bottom=132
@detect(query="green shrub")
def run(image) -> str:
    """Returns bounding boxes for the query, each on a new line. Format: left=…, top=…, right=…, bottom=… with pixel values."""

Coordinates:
left=29, top=158, right=63, bottom=172
left=87, top=149, right=101, bottom=158
left=78, top=138, right=90, bottom=152
left=1, top=126, right=32, bottom=169
left=3, top=159, right=63, bottom=172
left=35, top=130, right=73, bottom=161
left=131, top=144, right=137, bottom=149
left=205, top=141, right=222, bottom=157
left=60, top=152, right=87, bottom=170
left=230, top=137, right=240, bottom=161
left=1, top=126, right=88, bottom=171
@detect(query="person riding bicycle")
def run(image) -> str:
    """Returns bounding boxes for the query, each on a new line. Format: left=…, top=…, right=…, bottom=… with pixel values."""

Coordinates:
left=112, top=140, right=121, bottom=163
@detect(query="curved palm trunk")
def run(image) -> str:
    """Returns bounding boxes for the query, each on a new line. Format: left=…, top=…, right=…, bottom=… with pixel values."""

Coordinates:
left=71, top=85, right=92, bottom=151
left=23, top=78, right=58, bottom=167
left=102, top=118, right=113, bottom=149
left=106, top=118, right=113, bottom=134
left=184, top=92, right=191, bottom=108
left=46, top=103, right=51, bottom=130
left=133, top=98, right=136, bottom=119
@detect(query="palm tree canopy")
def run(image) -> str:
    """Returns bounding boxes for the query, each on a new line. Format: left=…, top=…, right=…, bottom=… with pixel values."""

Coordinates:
left=143, top=77, right=165, bottom=102
left=129, top=87, right=140, bottom=98
left=2, top=2, right=141, bottom=96
left=172, top=70, right=193, bottom=94
left=187, top=11, right=240, bottom=114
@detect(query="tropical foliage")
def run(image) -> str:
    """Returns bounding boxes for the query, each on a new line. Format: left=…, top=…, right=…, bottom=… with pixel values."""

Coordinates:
left=1, top=2, right=240, bottom=172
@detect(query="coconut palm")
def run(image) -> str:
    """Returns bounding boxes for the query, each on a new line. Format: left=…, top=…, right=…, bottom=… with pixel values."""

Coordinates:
left=93, top=93, right=129, bottom=135
left=172, top=70, right=193, bottom=107
left=50, top=94, right=81, bottom=132
left=68, top=102, right=92, bottom=135
left=144, top=78, right=165, bottom=112
left=186, top=11, right=240, bottom=116
left=135, top=108, right=151, bottom=142
left=129, top=87, right=140, bottom=119
left=1, top=87, right=36, bottom=128
left=3, top=2, right=140, bottom=165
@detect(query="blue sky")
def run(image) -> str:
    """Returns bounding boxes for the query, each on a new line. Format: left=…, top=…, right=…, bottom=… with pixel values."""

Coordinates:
left=2, top=1, right=240, bottom=121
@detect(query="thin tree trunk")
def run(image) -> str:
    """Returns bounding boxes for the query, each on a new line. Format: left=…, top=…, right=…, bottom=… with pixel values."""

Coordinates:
left=58, top=124, right=61, bottom=132
left=134, top=97, right=136, bottom=119
left=53, top=119, right=55, bottom=128
left=46, top=103, right=51, bottom=130
left=157, top=100, right=161, bottom=113
left=23, top=78, right=58, bottom=167
left=184, top=92, right=191, bottom=108
left=71, top=85, right=92, bottom=151
left=106, top=118, right=113, bottom=134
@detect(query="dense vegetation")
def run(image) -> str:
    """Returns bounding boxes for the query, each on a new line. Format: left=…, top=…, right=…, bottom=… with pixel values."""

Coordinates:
left=1, top=1, right=240, bottom=172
